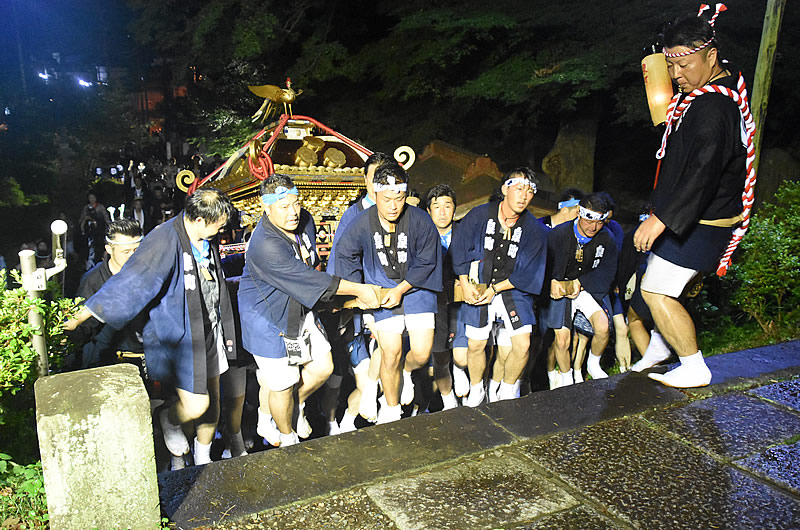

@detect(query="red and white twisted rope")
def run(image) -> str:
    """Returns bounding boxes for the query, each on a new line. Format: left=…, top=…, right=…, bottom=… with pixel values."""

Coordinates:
left=655, top=72, right=757, bottom=276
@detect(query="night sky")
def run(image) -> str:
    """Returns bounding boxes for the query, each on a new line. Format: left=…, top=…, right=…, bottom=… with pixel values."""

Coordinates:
left=0, top=0, right=132, bottom=78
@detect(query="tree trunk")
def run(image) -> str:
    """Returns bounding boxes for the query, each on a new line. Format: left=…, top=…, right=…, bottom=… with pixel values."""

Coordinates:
left=541, top=116, right=599, bottom=193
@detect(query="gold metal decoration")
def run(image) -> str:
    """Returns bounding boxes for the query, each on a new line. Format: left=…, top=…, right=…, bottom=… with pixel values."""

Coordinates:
left=303, top=136, right=325, bottom=153
left=249, top=77, right=303, bottom=122
left=394, top=145, right=416, bottom=170
left=323, top=148, right=347, bottom=168
left=248, top=138, right=264, bottom=162
left=176, top=169, right=196, bottom=192
left=295, top=146, right=318, bottom=167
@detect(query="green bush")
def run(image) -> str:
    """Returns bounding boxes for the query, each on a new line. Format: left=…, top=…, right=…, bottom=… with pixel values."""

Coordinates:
left=0, top=270, right=81, bottom=412
left=0, top=454, right=47, bottom=527
left=726, top=180, right=800, bottom=339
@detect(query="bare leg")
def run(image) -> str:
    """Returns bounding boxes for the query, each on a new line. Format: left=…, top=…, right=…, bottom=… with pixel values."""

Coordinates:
left=269, top=387, right=294, bottom=434
left=466, top=338, right=489, bottom=385
left=432, top=350, right=453, bottom=395
left=298, top=351, right=334, bottom=404
left=641, top=291, right=697, bottom=357
left=405, top=328, right=434, bottom=371
left=627, top=307, right=651, bottom=357
left=551, top=328, right=571, bottom=374
left=502, top=334, right=530, bottom=383
left=613, top=313, right=631, bottom=372
left=376, top=331, right=403, bottom=406
left=572, top=333, right=589, bottom=377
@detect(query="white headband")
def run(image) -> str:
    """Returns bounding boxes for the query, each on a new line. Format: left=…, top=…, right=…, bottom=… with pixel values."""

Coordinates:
left=504, top=177, right=537, bottom=193
left=105, top=235, right=144, bottom=245
left=579, top=205, right=609, bottom=221
left=373, top=176, right=408, bottom=193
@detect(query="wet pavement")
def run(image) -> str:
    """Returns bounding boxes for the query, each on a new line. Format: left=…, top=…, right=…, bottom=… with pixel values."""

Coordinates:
left=160, top=340, right=800, bottom=529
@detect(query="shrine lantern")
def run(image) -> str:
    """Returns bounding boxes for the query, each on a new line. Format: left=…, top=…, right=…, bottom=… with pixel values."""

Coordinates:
left=641, top=52, right=673, bottom=126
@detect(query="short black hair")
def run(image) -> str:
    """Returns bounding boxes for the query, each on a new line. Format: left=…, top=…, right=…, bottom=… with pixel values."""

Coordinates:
left=373, top=163, right=408, bottom=187
left=425, top=183, right=457, bottom=209
left=596, top=191, right=616, bottom=212
left=504, top=167, right=540, bottom=191
left=260, top=173, right=295, bottom=196
left=580, top=192, right=611, bottom=215
left=184, top=188, right=234, bottom=224
left=364, top=152, right=396, bottom=172
left=662, top=11, right=717, bottom=52
left=559, top=187, right=584, bottom=203
left=107, top=218, right=143, bottom=240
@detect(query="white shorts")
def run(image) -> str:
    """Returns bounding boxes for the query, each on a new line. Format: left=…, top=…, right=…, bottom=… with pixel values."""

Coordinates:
left=374, top=312, right=435, bottom=334
left=466, top=295, right=532, bottom=341
left=641, top=253, right=699, bottom=298
left=254, top=312, right=331, bottom=392
left=571, top=290, right=604, bottom=321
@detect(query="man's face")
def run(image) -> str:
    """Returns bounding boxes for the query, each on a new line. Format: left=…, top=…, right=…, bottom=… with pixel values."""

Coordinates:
left=577, top=212, right=605, bottom=238
left=665, top=46, right=717, bottom=93
left=192, top=216, right=228, bottom=240
left=266, top=194, right=301, bottom=234
left=133, top=200, right=143, bottom=211
left=428, top=196, right=455, bottom=231
left=376, top=189, right=406, bottom=223
left=502, top=180, right=535, bottom=215
left=105, top=234, right=141, bottom=271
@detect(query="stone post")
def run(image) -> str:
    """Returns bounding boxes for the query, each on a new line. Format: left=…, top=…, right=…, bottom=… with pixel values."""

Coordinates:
left=35, top=364, right=161, bottom=529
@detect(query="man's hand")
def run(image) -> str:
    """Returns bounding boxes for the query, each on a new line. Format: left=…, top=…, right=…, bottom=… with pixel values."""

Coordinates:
left=633, top=214, right=666, bottom=253
left=550, top=279, right=566, bottom=300
left=567, top=279, right=581, bottom=299
left=63, top=307, right=92, bottom=331
left=475, top=284, right=496, bottom=305
left=459, top=277, right=481, bottom=305
left=380, top=285, right=405, bottom=309
left=355, top=284, right=381, bottom=310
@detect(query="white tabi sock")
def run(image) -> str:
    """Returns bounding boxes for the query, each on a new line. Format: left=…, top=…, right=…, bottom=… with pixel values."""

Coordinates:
left=193, top=437, right=212, bottom=466
left=560, top=369, right=574, bottom=387
left=512, top=380, right=521, bottom=398
left=377, top=403, right=402, bottom=424
left=441, top=390, right=458, bottom=410
left=488, top=379, right=501, bottom=402
left=498, top=381, right=516, bottom=401
left=358, top=377, right=379, bottom=422
left=279, top=431, right=299, bottom=447
left=632, top=330, right=672, bottom=372
left=465, top=382, right=486, bottom=407
left=339, top=410, right=357, bottom=433
left=648, top=350, right=711, bottom=388
left=586, top=351, right=608, bottom=379
left=400, top=369, right=415, bottom=406
left=548, top=369, right=560, bottom=390
left=452, top=365, right=470, bottom=397
left=328, top=420, right=341, bottom=436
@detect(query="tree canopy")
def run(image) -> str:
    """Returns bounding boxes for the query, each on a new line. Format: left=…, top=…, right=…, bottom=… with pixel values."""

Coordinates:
left=122, top=0, right=798, bottom=168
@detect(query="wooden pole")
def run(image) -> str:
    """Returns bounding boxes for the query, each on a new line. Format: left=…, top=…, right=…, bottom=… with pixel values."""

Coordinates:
left=750, top=0, right=787, bottom=175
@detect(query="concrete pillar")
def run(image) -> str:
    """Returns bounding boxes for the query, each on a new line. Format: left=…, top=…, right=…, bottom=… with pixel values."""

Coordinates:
left=35, top=364, right=160, bottom=529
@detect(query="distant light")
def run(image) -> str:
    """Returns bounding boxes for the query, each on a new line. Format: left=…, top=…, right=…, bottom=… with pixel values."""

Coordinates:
left=96, top=168, right=103, bottom=175
left=110, top=168, right=118, bottom=176
left=78, top=79, right=92, bottom=88
left=116, top=164, right=124, bottom=171
left=3, top=107, right=10, bottom=116
left=38, top=72, right=50, bottom=80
